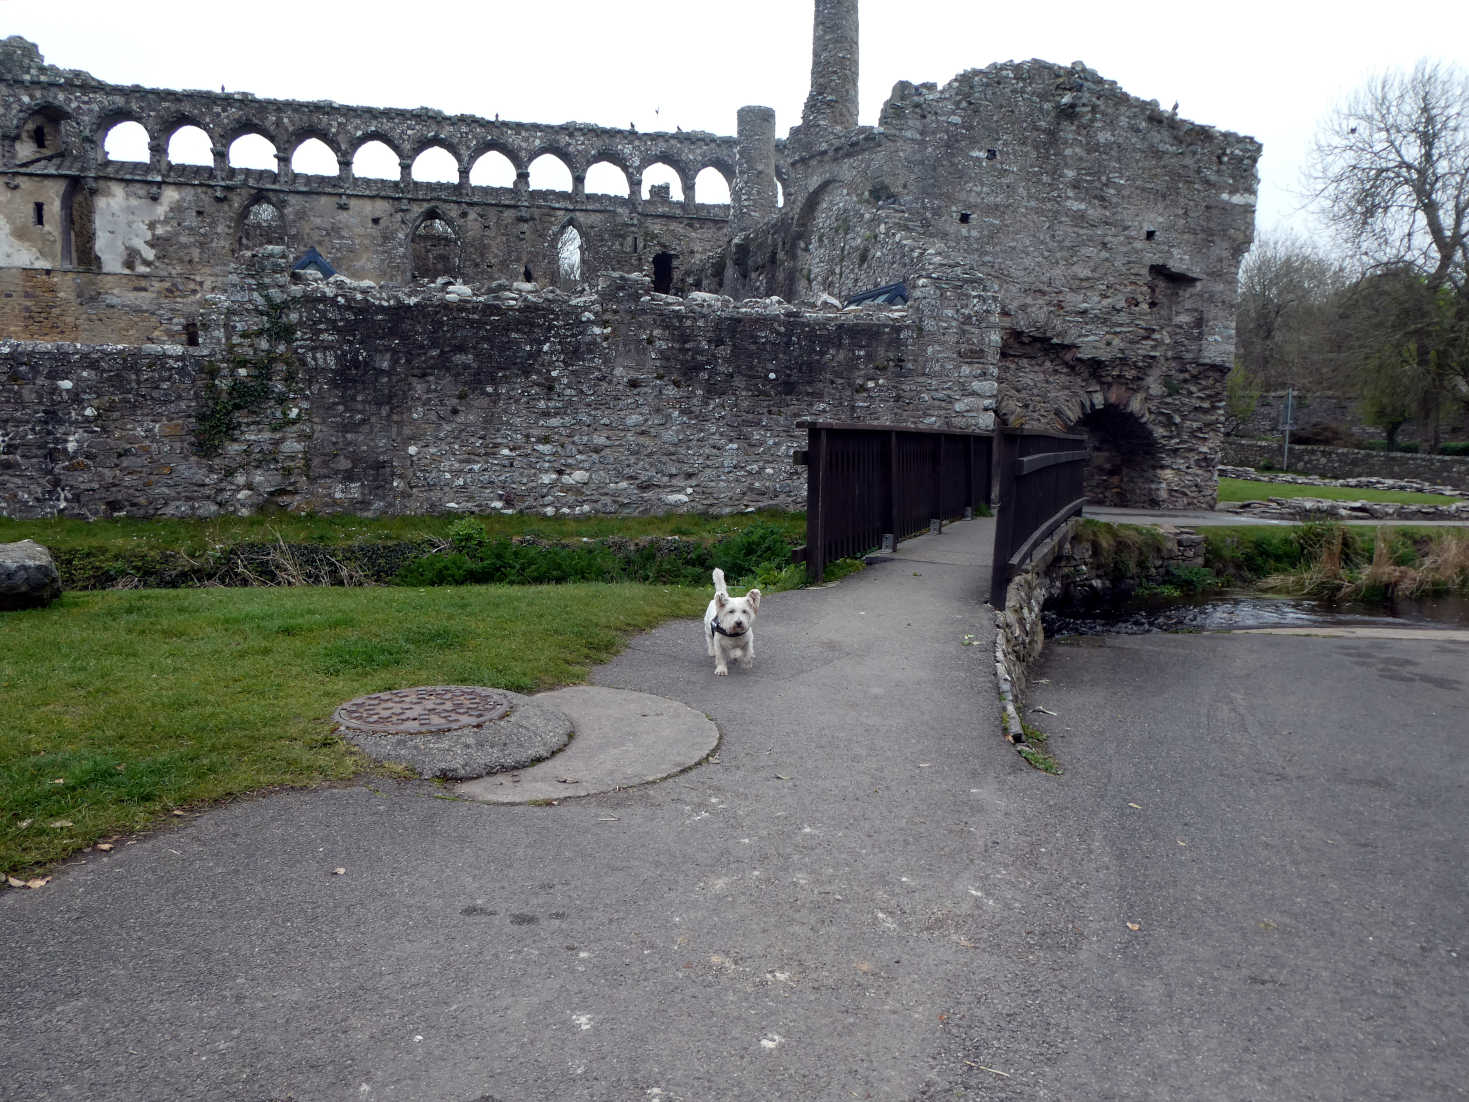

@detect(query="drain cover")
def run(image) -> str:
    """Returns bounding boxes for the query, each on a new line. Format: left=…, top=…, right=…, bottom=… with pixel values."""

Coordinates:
left=333, top=686, right=514, bottom=735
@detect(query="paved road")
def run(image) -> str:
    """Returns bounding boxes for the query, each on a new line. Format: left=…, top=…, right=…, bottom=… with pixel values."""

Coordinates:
left=2, top=516, right=1465, bottom=1100
left=1004, top=629, right=1469, bottom=1101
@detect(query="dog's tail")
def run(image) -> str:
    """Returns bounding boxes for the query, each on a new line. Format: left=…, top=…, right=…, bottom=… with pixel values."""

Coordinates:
left=712, top=567, right=728, bottom=597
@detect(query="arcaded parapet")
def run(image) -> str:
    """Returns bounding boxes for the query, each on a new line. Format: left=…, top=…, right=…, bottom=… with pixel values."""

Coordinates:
left=0, top=36, right=751, bottom=343
left=0, top=262, right=992, bottom=519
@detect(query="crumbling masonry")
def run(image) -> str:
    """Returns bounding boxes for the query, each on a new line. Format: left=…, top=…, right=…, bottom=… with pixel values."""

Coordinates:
left=0, top=1, right=1259, bottom=518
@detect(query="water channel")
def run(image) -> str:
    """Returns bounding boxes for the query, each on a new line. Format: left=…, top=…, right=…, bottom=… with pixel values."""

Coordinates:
left=1042, top=592, right=1469, bottom=636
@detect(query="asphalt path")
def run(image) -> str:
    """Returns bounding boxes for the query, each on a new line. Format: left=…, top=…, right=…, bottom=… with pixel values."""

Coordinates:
left=2, top=516, right=1465, bottom=1100
left=996, top=629, right=1469, bottom=1101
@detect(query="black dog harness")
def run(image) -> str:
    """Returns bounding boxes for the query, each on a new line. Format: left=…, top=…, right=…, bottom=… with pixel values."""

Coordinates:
left=710, top=620, right=746, bottom=638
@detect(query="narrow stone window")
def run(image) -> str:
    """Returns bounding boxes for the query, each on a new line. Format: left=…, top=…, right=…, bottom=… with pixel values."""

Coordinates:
left=33, top=125, right=46, bottom=149
left=985, top=149, right=998, bottom=161
left=958, top=211, right=971, bottom=224
left=411, top=215, right=459, bottom=281
left=33, top=202, right=44, bottom=227
left=184, top=320, right=200, bottom=347
left=1146, top=229, right=1157, bottom=241
left=652, top=252, right=674, bottom=294
left=556, top=224, right=583, bottom=288
left=238, top=199, right=285, bottom=251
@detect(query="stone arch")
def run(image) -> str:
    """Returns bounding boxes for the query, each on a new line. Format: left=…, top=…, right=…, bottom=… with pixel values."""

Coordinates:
left=284, top=128, right=342, bottom=176
left=349, top=137, right=402, bottom=182
left=554, top=217, right=585, bottom=289
left=226, top=127, right=278, bottom=174
left=59, top=176, right=98, bottom=270
left=15, top=103, right=73, bottom=160
left=526, top=148, right=575, bottom=192
left=410, top=207, right=460, bottom=281
left=237, top=195, right=286, bottom=252
left=467, top=140, right=524, bottom=177
left=289, top=135, right=340, bottom=177
left=1069, top=400, right=1163, bottom=508
left=408, top=135, right=463, bottom=165
left=693, top=163, right=732, bottom=205
left=639, top=156, right=688, bottom=201
left=221, top=117, right=279, bottom=149
left=410, top=142, right=460, bottom=184
left=584, top=153, right=631, bottom=197
left=99, top=117, right=150, bottom=163
left=792, top=178, right=860, bottom=298
left=162, top=118, right=213, bottom=169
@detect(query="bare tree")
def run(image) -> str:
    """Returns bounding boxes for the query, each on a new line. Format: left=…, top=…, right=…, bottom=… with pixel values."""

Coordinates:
left=1235, top=232, right=1347, bottom=391
left=1310, top=60, right=1469, bottom=293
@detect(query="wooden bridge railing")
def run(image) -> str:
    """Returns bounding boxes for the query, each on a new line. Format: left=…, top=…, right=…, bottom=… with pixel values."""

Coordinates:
left=795, top=421, right=993, bottom=583
left=988, top=430, right=1088, bottom=607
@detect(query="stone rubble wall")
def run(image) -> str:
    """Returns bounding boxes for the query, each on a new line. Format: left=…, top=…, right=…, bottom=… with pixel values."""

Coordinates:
left=1216, top=465, right=1464, bottom=498
left=1233, top=391, right=1469, bottom=448
left=1222, top=440, right=1469, bottom=493
left=1, top=263, right=998, bottom=519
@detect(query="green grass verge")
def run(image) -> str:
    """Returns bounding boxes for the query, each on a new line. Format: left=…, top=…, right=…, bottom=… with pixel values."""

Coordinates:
left=1217, top=478, right=1463, bottom=506
left=0, top=509, right=806, bottom=556
left=0, top=582, right=704, bottom=876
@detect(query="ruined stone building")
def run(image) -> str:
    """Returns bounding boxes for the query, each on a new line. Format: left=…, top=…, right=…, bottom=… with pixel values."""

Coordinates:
left=0, top=1, right=1259, bottom=519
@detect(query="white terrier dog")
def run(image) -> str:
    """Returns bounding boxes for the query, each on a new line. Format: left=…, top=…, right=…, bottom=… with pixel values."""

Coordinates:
left=703, top=568, right=761, bottom=676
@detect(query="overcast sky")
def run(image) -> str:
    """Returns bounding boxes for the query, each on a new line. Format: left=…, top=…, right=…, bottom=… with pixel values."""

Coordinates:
left=8, top=0, right=1468, bottom=243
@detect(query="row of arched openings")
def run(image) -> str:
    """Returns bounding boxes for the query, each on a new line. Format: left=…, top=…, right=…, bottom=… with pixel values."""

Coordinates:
left=99, top=122, right=740, bottom=202
left=239, top=197, right=612, bottom=290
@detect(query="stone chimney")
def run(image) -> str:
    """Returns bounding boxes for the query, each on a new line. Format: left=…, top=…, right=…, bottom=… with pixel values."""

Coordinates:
left=731, top=106, right=778, bottom=234
left=801, top=0, right=859, bottom=135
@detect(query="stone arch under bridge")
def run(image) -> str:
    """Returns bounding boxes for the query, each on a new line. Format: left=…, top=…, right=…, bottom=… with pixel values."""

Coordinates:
left=998, top=330, right=1196, bottom=509
left=1065, top=393, right=1164, bottom=508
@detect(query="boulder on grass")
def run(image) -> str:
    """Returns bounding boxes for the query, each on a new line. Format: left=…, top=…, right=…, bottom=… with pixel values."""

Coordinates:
left=0, top=540, right=62, bottom=610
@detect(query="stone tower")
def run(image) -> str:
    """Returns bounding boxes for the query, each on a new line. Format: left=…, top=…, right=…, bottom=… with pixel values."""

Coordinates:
left=731, top=106, right=778, bottom=234
left=801, top=0, right=859, bottom=135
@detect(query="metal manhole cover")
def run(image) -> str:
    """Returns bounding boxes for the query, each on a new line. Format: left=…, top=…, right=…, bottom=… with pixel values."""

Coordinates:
left=333, top=686, right=513, bottom=735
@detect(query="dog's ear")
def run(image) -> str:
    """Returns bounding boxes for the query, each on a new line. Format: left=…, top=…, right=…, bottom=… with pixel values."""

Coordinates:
left=715, top=592, right=729, bottom=609
left=746, top=588, right=761, bottom=612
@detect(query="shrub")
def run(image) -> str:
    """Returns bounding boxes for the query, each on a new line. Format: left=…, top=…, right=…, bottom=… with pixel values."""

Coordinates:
left=711, top=523, right=795, bottom=585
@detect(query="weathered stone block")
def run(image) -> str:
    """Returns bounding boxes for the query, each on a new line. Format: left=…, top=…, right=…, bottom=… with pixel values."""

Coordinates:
left=0, top=540, right=61, bottom=610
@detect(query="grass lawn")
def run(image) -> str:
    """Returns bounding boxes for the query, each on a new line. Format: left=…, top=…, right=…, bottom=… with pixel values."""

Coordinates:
left=0, top=582, right=705, bottom=877
left=1217, top=477, right=1464, bottom=506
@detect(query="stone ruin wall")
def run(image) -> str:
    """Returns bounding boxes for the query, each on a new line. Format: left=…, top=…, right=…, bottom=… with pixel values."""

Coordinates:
left=1, top=10, right=1261, bottom=517
left=708, top=59, right=1260, bottom=508
left=0, top=36, right=753, bottom=345
left=0, top=250, right=998, bottom=520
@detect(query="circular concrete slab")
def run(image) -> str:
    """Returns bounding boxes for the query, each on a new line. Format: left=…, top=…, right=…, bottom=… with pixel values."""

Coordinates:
left=333, top=687, right=572, bottom=780
left=455, top=686, right=720, bottom=804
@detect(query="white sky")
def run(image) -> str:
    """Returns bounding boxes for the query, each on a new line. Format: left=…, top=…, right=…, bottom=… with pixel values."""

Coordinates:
left=8, top=0, right=1468, bottom=242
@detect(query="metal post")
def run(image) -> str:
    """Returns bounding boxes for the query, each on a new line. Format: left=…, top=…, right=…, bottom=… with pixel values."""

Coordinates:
left=808, top=425, right=828, bottom=583
left=989, top=431, right=1019, bottom=607
left=1282, top=386, right=1294, bottom=472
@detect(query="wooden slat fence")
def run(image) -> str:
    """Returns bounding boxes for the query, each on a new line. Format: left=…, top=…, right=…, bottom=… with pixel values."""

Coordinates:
left=796, top=421, right=992, bottom=583
left=988, top=430, right=1088, bottom=606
